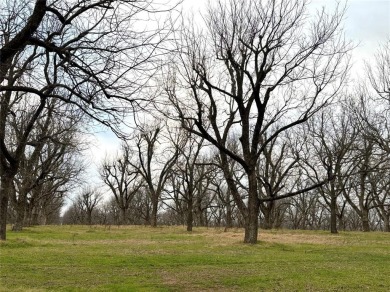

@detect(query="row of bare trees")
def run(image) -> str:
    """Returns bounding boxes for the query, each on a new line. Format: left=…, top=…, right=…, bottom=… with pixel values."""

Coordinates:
left=6, top=101, right=85, bottom=230
left=0, top=0, right=176, bottom=240
left=61, top=94, right=389, bottom=233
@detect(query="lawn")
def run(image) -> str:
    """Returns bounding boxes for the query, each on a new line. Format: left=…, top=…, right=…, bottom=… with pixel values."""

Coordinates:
left=0, top=225, right=389, bottom=291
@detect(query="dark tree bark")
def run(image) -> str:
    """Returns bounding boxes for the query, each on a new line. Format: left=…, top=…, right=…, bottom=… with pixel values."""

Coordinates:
left=0, top=176, right=15, bottom=239
left=0, top=0, right=47, bottom=83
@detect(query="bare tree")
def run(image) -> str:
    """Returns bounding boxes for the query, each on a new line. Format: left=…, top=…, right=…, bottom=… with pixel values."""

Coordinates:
left=358, top=44, right=390, bottom=231
left=166, top=133, right=220, bottom=231
left=128, top=121, right=182, bottom=227
left=342, top=95, right=390, bottom=232
left=210, top=171, right=235, bottom=229
left=368, top=161, right=390, bottom=232
left=165, top=0, right=350, bottom=243
left=100, top=144, right=142, bottom=224
left=368, top=41, right=390, bottom=102
left=303, top=105, right=357, bottom=233
left=257, top=130, right=300, bottom=229
left=76, top=187, right=103, bottom=225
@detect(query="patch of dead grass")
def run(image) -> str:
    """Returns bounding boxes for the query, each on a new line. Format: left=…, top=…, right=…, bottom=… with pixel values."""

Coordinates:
left=260, top=232, right=343, bottom=246
left=199, top=228, right=344, bottom=246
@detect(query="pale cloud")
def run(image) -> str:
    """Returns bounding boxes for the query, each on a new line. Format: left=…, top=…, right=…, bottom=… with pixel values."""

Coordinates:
left=309, top=0, right=389, bottom=76
left=346, top=0, right=389, bottom=46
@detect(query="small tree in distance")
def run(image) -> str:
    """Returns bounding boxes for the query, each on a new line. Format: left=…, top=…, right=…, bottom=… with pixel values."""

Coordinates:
left=76, top=187, right=103, bottom=226
left=100, top=145, right=143, bottom=225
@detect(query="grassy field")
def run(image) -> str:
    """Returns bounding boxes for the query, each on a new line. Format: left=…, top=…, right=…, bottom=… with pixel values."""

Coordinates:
left=0, top=225, right=389, bottom=291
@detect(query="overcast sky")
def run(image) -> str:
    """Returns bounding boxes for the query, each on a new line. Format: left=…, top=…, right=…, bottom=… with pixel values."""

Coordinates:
left=182, top=0, right=390, bottom=65
left=82, top=0, right=390, bottom=201
left=314, top=0, right=389, bottom=68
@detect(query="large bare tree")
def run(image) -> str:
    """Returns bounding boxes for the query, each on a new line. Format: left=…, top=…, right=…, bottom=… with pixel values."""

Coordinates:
left=165, top=0, right=350, bottom=243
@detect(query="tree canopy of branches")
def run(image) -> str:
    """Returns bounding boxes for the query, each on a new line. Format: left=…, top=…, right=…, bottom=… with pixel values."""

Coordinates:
left=164, top=0, right=350, bottom=243
left=127, top=121, right=183, bottom=227
left=100, top=144, right=142, bottom=225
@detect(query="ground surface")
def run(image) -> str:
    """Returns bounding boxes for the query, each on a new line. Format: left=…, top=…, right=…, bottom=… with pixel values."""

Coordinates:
left=0, top=225, right=389, bottom=291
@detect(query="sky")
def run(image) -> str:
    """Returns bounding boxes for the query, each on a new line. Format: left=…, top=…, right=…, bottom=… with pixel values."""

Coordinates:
left=76, top=0, right=390, bottom=205
left=313, top=0, right=390, bottom=68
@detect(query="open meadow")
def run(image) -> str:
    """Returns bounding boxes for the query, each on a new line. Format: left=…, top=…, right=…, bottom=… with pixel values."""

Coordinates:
left=0, top=225, right=389, bottom=291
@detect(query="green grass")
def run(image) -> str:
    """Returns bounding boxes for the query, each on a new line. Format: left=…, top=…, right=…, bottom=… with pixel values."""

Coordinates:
left=1, top=225, right=389, bottom=291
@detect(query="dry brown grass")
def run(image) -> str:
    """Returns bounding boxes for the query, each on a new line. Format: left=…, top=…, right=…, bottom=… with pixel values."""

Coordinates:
left=198, top=227, right=346, bottom=246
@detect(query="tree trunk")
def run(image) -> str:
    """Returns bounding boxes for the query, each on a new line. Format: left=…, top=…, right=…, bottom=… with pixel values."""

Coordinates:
left=151, top=197, right=158, bottom=227
left=12, top=204, right=25, bottom=232
left=262, top=202, right=274, bottom=230
left=244, top=206, right=259, bottom=244
left=330, top=195, right=338, bottom=234
left=120, top=208, right=127, bottom=225
left=186, top=197, right=193, bottom=232
left=244, top=173, right=260, bottom=244
left=383, top=214, right=390, bottom=232
left=362, top=209, right=370, bottom=232
left=0, top=190, right=9, bottom=240
left=144, top=204, right=150, bottom=225
left=376, top=206, right=390, bottom=232
left=32, top=211, right=39, bottom=226
left=337, top=214, right=345, bottom=231
left=196, top=196, right=204, bottom=226
left=25, top=202, right=33, bottom=226
left=0, top=176, right=14, bottom=240
left=41, top=213, right=48, bottom=225
left=87, top=212, right=92, bottom=225
left=225, top=202, right=232, bottom=229
left=12, top=193, right=29, bottom=231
